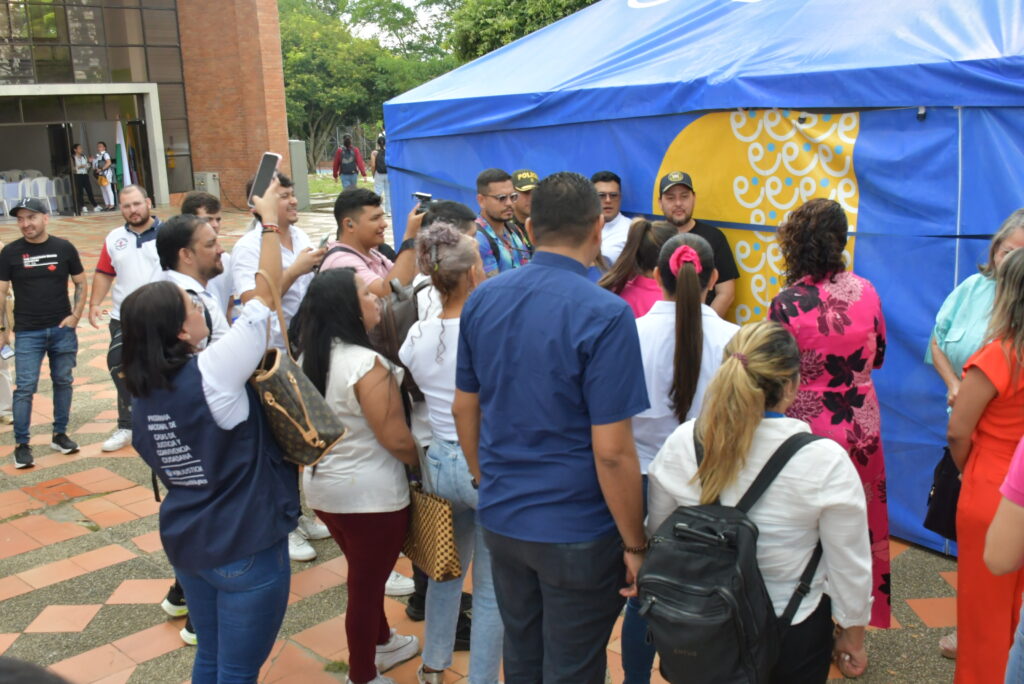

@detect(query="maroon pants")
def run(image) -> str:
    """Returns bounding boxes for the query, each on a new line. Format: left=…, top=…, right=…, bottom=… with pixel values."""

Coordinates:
left=316, top=507, right=409, bottom=684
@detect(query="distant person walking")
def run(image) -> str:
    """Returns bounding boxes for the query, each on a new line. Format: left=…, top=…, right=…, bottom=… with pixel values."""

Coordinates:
left=334, top=134, right=367, bottom=191
left=370, top=135, right=391, bottom=215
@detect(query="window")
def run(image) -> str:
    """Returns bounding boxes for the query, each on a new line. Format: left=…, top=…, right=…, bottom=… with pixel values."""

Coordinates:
left=157, top=82, right=185, bottom=119
left=68, top=5, right=105, bottom=45
left=0, top=44, right=33, bottom=83
left=103, top=8, right=143, bottom=45
left=142, top=9, right=176, bottom=45
left=146, top=46, right=180, bottom=81
left=21, top=95, right=63, bottom=122
left=27, top=4, right=68, bottom=43
left=107, top=45, right=146, bottom=81
left=33, top=44, right=73, bottom=83
left=71, top=45, right=106, bottom=82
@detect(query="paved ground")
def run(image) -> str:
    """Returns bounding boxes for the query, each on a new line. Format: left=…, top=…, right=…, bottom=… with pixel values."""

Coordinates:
left=0, top=208, right=959, bottom=683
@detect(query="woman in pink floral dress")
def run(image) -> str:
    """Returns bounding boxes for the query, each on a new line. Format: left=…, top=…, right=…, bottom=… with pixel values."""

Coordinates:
left=769, top=198, right=890, bottom=629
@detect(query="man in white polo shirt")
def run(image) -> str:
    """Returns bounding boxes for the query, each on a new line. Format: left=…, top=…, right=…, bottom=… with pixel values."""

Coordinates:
left=231, top=172, right=329, bottom=562
left=88, top=185, right=163, bottom=452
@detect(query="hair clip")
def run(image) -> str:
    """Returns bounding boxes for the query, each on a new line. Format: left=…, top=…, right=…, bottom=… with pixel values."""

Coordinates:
left=732, top=352, right=749, bottom=367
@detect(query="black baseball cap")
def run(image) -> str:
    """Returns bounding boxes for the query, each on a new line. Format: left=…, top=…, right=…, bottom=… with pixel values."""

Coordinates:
left=658, top=171, right=694, bottom=197
left=512, top=169, right=539, bottom=192
left=10, top=198, right=49, bottom=217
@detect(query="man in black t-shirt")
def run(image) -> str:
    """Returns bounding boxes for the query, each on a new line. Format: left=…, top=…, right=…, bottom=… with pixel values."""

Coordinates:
left=0, top=199, right=87, bottom=469
left=658, top=171, right=740, bottom=317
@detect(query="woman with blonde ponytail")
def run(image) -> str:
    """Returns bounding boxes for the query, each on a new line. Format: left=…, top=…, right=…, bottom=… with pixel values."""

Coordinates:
left=398, top=221, right=502, bottom=684
left=647, top=320, right=873, bottom=682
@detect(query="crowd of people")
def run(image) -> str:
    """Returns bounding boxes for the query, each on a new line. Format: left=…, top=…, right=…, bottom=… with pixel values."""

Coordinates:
left=3, top=157, right=1024, bottom=684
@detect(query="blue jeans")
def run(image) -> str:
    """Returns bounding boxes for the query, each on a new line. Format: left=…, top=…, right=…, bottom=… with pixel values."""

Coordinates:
left=621, top=475, right=655, bottom=683
left=13, top=325, right=77, bottom=444
left=485, top=528, right=625, bottom=684
left=176, top=538, right=291, bottom=684
left=1007, top=601, right=1024, bottom=683
left=373, top=174, right=391, bottom=215
left=341, top=173, right=358, bottom=190
left=423, top=438, right=503, bottom=683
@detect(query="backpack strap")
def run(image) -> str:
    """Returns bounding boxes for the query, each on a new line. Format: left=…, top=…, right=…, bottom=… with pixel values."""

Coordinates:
left=735, top=432, right=824, bottom=513
left=780, top=541, right=823, bottom=625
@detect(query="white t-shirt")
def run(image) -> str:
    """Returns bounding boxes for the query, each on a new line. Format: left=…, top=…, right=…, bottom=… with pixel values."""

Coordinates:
left=632, top=301, right=739, bottom=471
left=601, top=212, right=633, bottom=266
left=163, top=270, right=230, bottom=344
left=302, top=341, right=410, bottom=514
left=399, top=317, right=459, bottom=441
left=206, top=251, right=234, bottom=317
left=413, top=272, right=443, bottom=321
left=647, top=417, right=873, bottom=627
left=231, top=220, right=312, bottom=350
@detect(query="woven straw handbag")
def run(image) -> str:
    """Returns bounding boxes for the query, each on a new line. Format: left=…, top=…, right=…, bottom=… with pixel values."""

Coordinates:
left=403, top=480, right=462, bottom=581
left=249, top=270, right=346, bottom=467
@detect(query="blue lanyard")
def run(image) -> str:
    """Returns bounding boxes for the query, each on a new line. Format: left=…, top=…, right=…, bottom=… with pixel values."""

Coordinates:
left=764, top=411, right=786, bottom=418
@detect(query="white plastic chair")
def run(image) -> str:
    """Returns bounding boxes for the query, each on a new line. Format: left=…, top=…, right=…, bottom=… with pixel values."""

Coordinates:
left=30, top=177, right=59, bottom=214
left=22, top=169, right=42, bottom=179
left=5, top=170, right=22, bottom=182
left=54, top=177, right=72, bottom=214
left=0, top=181, right=23, bottom=217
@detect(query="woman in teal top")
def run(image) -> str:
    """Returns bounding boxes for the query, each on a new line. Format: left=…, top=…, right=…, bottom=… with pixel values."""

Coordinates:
left=925, top=208, right=1024, bottom=660
left=929, top=211, right=1024, bottom=406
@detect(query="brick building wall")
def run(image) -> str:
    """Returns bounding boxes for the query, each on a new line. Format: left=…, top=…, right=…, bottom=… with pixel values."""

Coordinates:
left=176, top=0, right=290, bottom=210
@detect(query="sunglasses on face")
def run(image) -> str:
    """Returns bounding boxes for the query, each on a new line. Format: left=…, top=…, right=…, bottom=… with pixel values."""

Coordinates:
left=484, top=192, right=520, bottom=204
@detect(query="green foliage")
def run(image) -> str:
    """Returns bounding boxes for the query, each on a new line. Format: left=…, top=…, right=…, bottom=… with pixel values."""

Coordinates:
left=279, top=0, right=455, bottom=166
left=449, top=0, right=597, bottom=61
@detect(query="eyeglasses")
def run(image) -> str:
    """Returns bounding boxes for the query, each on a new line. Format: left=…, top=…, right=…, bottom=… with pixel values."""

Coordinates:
left=484, top=192, right=519, bottom=204
left=187, top=292, right=206, bottom=314
left=597, top=192, right=620, bottom=200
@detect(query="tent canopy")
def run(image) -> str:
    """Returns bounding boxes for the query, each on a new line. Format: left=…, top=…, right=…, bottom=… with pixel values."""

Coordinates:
left=388, top=0, right=1024, bottom=139
left=383, top=0, right=1024, bottom=554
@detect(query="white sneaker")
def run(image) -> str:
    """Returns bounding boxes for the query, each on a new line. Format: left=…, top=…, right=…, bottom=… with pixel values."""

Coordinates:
left=384, top=570, right=414, bottom=596
left=347, top=676, right=396, bottom=684
left=102, top=428, right=132, bottom=452
left=81, top=206, right=90, bottom=213
left=417, top=665, right=445, bottom=684
left=288, top=529, right=316, bottom=561
left=375, top=629, right=419, bottom=672
left=297, top=514, right=331, bottom=540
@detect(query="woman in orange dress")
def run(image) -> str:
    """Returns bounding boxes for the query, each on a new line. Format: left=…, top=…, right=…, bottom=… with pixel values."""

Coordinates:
left=948, top=247, right=1024, bottom=683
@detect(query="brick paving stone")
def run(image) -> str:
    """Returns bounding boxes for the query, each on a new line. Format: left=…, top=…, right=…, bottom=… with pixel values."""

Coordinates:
left=106, top=579, right=176, bottom=605
left=24, top=604, right=103, bottom=633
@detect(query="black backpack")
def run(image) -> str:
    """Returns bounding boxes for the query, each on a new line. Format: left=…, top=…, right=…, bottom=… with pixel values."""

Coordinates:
left=637, top=431, right=824, bottom=684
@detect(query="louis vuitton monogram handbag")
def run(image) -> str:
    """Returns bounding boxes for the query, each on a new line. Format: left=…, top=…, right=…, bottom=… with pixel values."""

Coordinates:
left=402, top=444, right=461, bottom=581
left=250, top=270, right=346, bottom=467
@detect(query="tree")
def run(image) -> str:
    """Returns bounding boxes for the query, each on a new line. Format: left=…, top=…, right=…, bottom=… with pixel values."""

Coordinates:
left=280, top=6, right=392, bottom=168
left=448, top=0, right=597, bottom=61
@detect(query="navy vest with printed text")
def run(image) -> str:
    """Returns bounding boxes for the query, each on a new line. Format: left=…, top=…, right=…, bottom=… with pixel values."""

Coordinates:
left=132, top=359, right=299, bottom=572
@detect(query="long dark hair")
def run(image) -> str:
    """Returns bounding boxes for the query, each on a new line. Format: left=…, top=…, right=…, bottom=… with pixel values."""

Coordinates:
left=658, top=233, right=715, bottom=422
left=598, top=218, right=676, bottom=294
left=294, top=268, right=374, bottom=396
left=121, top=281, right=193, bottom=398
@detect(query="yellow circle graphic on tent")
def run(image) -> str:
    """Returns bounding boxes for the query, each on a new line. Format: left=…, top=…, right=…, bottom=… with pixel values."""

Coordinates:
left=653, top=109, right=860, bottom=324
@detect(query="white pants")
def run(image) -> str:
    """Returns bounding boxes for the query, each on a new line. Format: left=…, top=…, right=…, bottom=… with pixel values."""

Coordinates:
left=100, top=179, right=114, bottom=206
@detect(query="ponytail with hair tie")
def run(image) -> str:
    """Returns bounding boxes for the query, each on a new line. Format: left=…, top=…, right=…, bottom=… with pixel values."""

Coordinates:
left=669, top=245, right=703, bottom=277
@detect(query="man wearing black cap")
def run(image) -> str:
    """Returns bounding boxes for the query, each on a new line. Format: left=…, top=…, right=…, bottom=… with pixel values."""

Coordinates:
left=0, top=199, right=87, bottom=469
left=510, top=169, right=537, bottom=253
left=658, top=171, right=739, bottom=316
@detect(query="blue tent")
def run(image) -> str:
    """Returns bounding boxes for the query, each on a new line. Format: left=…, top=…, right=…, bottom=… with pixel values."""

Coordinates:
left=383, top=0, right=1024, bottom=553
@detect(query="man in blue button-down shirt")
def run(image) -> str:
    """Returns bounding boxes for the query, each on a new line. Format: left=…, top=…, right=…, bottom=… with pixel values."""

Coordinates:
left=454, top=171, right=650, bottom=683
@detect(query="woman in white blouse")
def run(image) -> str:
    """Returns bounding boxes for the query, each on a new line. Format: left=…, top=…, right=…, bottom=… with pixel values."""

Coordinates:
left=624, top=233, right=739, bottom=683
left=647, top=320, right=873, bottom=681
left=293, top=268, right=420, bottom=684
